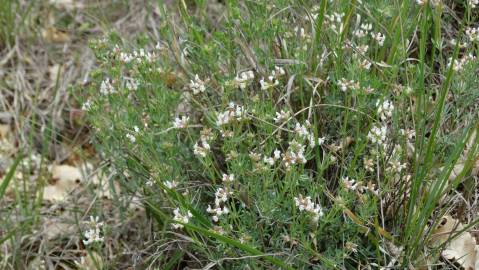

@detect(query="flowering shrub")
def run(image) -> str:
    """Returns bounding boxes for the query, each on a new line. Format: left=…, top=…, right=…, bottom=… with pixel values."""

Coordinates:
left=83, top=0, right=479, bottom=268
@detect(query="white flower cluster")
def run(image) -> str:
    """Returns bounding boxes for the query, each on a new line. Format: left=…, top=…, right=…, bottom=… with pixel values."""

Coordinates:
left=119, top=48, right=157, bottom=63
left=260, top=66, right=285, bottom=90
left=283, top=140, right=307, bottom=169
left=448, top=54, right=476, bottom=72
left=100, top=79, right=115, bottom=95
left=216, top=102, right=246, bottom=126
left=466, top=26, right=479, bottom=43
left=126, top=80, right=139, bottom=91
left=193, top=140, right=210, bottom=158
left=82, top=100, right=92, bottom=111
left=325, top=12, right=345, bottom=34
left=83, top=216, right=104, bottom=246
left=207, top=174, right=234, bottom=222
left=193, top=128, right=214, bottom=158
left=367, top=125, right=387, bottom=147
left=233, top=70, right=255, bottom=89
left=293, top=120, right=323, bottom=148
left=173, top=116, right=190, bottom=129
left=353, top=22, right=372, bottom=39
left=126, top=133, right=136, bottom=143
left=274, top=110, right=291, bottom=123
left=469, top=0, right=479, bottom=8
left=342, top=177, right=378, bottom=196
left=417, top=0, right=441, bottom=6
left=376, top=100, right=394, bottom=121
left=338, top=78, right=359, bottom=92
left=189, top=74, right=206, bottom=95
left=262, top=149, right=282, bottom=166
left=125, top=126, right=140, bottom=144
left=294, top=195, right=324, bottom=222
left=371, top=32, right=386, bottom=47
left=172, top=208, right=193, bottom=229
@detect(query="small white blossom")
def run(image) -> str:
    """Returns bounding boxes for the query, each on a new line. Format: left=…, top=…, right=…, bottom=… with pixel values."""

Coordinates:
left=83, top=216, right=104, bottom=246
left=222, top=173, right=235, bottom=183
left=274, top=110, right=291, bottom=123
left=233, top=70, right=255, bottom=89
left=165, top=180, right=178, bottom=189
left=193, top=140, right=210, bottom=157
left=377, top=100, right=394, bottom=121
left=100, top=79, right=115, bottom=95
left=82, top=100, right=92, bottom=111
left=189, top=74, right=206, bottom=94
left=126, top=133, right=136, bottom=143
left=294, top=195, right=324, bottom=222
left=173, top=116, right=190, bottom=129
left=368, top=124, right=388, bottom=147
left=172, top=208, right=193, bottom=229
left=371, top=32, right=386, bottom=46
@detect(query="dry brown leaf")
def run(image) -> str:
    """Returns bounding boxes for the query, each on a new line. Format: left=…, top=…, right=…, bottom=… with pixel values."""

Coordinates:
left=43, top=164, right=83, bottom=202
left=431, top=215, right=477, bottom=270
left=42, top=27, right=70, bottom=43
left=42, top=219, right=74, bottom=240
left=0, top=124, right=10, bottom=139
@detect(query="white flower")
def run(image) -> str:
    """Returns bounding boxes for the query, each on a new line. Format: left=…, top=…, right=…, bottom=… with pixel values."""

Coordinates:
left=173, top=116, right=190, bottom=129
left=193, top=140, right=210, bottom=157
left=337, top=78, right=359, bottom=92
left=371, top=32, right=386, bottom=46
left=263, top=156, right=275, bottom=166
left=214, top=187, right=233, bottom=206
left=469, top=0, right=479, bottom=8
left=294, top=123, right=310, bottom=138
left=234, top=70, right=255, bottom=89
left=274, top=110, right=290, bottom=123
left=189, top=74, right=206, bottom=94
left=126, top=133, right=136, bottom=143
left=317, top=137, right=326, bottom=146
left=466, top=26, right=479, bottom=43
left=82, top=100, right=92, bottom=111
left=83, top=216, right=104, bottom=245
left=133, top=126, right=140, bottom=133
left=368, top=124, right=388, bottom=146
left=273, top=149, right=281, bottom=160
left=294, top=195, right=324, bottom=222
left=100, top=79, right=115, bottom=95
left=222, top=173, right=234, bottom=183
left=342, top=177, right=359, bottom=191
left=216, top=103, right=246, bottom=126
left=126, top=80, right=138, bottom=91
left=377, top=100, right=394, bottom=121
left=165, top=180, right=178, bottom=189
left=207, top=205, right=229, bottom=222
left=417, top=0, right=441, bottom=6
left=172, top=208, right=193, bottom=229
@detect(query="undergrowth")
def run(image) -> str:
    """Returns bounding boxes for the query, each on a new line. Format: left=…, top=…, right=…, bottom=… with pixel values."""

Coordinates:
left=83, top=0, right=479, bottom=268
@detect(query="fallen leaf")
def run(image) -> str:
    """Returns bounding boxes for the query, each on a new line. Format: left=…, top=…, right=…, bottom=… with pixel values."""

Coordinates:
left=43, top=164, right=83, bottom=202
left=42, top=27, right=70, bottom=43
left=430, top=215, right=476, bottom=270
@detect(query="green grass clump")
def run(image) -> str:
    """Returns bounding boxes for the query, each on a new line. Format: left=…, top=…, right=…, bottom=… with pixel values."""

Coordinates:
left=84, top=0, right=479, bottom=268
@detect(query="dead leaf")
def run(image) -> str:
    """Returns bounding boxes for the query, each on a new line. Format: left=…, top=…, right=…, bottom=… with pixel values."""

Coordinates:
left=430, top=215, right=477, bottom=270
left=43, top=164, right=83, bottom=202
left=42, top=219, right=74, bottom=240
left=42, top=27, right=70, bottom=43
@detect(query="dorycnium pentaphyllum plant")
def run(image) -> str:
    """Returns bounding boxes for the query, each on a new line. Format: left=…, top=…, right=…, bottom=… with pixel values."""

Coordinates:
left=81, top=0, right=479, bottom=268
